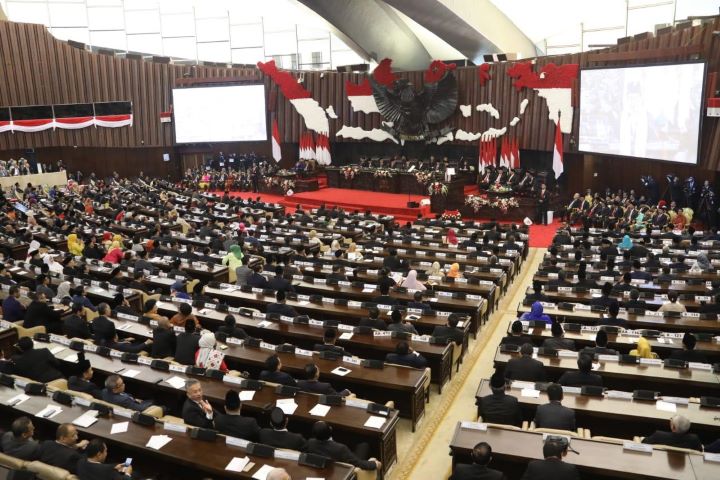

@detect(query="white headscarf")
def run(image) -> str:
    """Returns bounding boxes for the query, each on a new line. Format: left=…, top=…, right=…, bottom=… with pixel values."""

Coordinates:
left=425, top=261, right=442, bottom=277
left=401, top=270, right=426, bottom=291
left=195, top=331, right=224, bottom=370
left=56, top=281, right=72, bottom=300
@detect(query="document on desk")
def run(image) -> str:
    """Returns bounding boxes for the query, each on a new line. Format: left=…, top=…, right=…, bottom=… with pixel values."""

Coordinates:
left=309, top=404, right=331, bottom=417
left=122, top=369, right=141, bottom=378
left=110, top=422, right=129, bottom=434
left=520, top=388, right=541, bottom=399
left=35, top=405, right=63, bottom=419
left=331, top=366, right=351, bottom=376
left=364, top=416, right=386, bottom=429
left=225, top=456, right=250, bottom=472
left=655, top=400, right=677, bottom=413
left=5, top=394, right=30, bottom=406
left=50, top=346, right=65, bottom=355
left=239, top=390, right=256, bottom=401
left=146, top=434, right=172, bottom=450
left=72, top=411, right=99, bottom=428
left=275, top=398, right=298, bottom=415
left=252, top=464, right=275, bottom=480
left=338, top=332, right=353, bottom=340
left=164, top=376, right=187, bottom=389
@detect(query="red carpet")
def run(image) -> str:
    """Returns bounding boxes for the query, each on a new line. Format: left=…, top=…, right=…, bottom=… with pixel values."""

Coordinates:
left=212, top=188, right=559, bottom=248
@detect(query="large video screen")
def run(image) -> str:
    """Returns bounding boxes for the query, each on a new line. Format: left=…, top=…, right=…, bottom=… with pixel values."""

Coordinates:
left=173, top=85, right=267, bottom=143
left=579, top=62, right=705, bottom=164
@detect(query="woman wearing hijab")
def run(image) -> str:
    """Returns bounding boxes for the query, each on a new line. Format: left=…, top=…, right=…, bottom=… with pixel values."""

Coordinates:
left=445, top=228, right=458, bottom=246
left=67, top=233, right=84, bottom=256
left=630, top=337, right=658, bottom=359
left=520, top=301, right=553, bottom=324
left=307, top=230, right=321, bottom=246
left=195, top=331, right=228, bottom=371
left=346, top=242, right=363, bottom=261
left=103, top=241, right=124, bottom=264
left=425, top=261, right=442, bottom=277
left=690, top=252, right=711, bottom=273
left=112, top=234, right=124, bottom=249
left=446, top=263, right=463, bottom=279
left=222, top=244, right=244, bottom=271
left=101, top=232, right=113, bottom=249
left=618, top=235, right=633, bottom=250
left=330, top=239, right=342, bottom=253
left=55, top=281, right=72, bottom=301
left=401, top=270, right=426, bottom=291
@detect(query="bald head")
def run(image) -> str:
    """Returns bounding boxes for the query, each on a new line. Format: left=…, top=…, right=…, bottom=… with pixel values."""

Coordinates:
left=267, top=468, right=291, bottom=480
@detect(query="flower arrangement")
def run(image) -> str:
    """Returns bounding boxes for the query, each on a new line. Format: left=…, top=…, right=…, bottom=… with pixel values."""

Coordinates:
left=415, top=171, right=433, bottom=185
left=493, top=197, right=519, bottom=213
left=428, top=181, right=448, bottom=196
left=264, top=177, right=280, bottom=187
left=465, top=195, right=490, bottom=212
left=373, top=169, right=394, bottom=178
left=281, top=179, right=295, bottom=192
left=342, top=166, right=358, bottom=180
left=465, top=195, right=519, bottom=213
left=441, top=210, right=461, bottom=221
left=489, top=183, right=513, bottom=193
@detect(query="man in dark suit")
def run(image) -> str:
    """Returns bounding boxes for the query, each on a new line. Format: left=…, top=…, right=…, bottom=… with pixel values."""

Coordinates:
left=372, top=284, right=399, bottom=306
left=306, top=421, right=380, bottom=471
left=182, top=378, right=216, bottom=429
left=385, top=341, right=427, bottom=369
left=297, top=363, right=350, bottom=396
left=598, top=300, right=627, bottom=328
left=267, top=265, right=295, bottom=293
left=151, top=318, right=176, bottom=359
left=91, top=303, right=116, bottom=345
left=174, top=319, right=200, bottom=365
left=521, top=437, right=579, bottom=480
left=669, top=333, right=709, bottom=364
left=449, top=441, right=505, bottom=480
left=382, top=248, right=405, bottom=271
left=101, top=375, right=153, bottom=412
left=622, top=288, right=648, bottom=311
left=38, top=423, right=87, bottom=474
left=214, top=390, right=260, bottom=441
left=0, top=416, right=40, bottom=460
left=525, top=281, right=549, bottom=303
left=503, top=343, right=545, bottom=382
left=541, top=322, right=575, bottom=351
left=266, top=290, right=298, bottom=318
left=358, top=307, right=386, bottom=330
left=501, top=320, right=532, bottom=347
left=533, top=383, right=576, bottom=432
left=581, top=330, right=618, bottom=357
left=246, top=264, right=269, bottom=288
left=23, top=291, right=62, bottom=334
left=258, top=408, right=307, bottom=451
left=476, top=373, right=522, bottom=427
left=699, top=293, right=720, bottom=315
left=68, top=353, right=102, bottom=398
left=259, top=354, right=297, bottom=386
left=642, top=415, right=703, bottom=451
left=76, top=439, right=132, bottom=480
left=64, top=302, right=92, bottom=339
left=432, top=315, right=465, bottom=346
left=407, top=291, right=432, bottom=312
left=558, top=353, right=603, bottom=387
left=11, top=337, right=64, bottom=383
left=313, top=328, right=345, bottom=355
left=217, top=314, right=248, bottom=340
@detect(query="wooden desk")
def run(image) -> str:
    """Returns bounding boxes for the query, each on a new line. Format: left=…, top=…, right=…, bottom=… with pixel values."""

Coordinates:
left=449, top=423, right=719, bottom=480
left=0, top=326, right=18, bottom=358
left=526, top=286, right=705, bottom=312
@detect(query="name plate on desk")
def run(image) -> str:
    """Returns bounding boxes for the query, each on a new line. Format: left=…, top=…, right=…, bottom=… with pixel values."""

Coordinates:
left=600, top=276, right=615, bottom=283
left=252, top=312, right=266, bottom=319
left=558, top=350, right=578, bottom=358
left=704, top=453, right=720, bottom=463
left=416, top=251, right=426, bottom=256
left=251, top=288, right=264, bottom=294
left=50, top=335, right=71, bottom=346
left=367, top=269, right=378, bottom=274
left=460, top=421, right=487, bottom=431
left=295, top=348, right=313, bottom=357
left=672, top=280, right=687, bottom=285
left=436, top=253, right=446, bottom=257
left=457, top=255, right=467, bottom=260
left=377, top=304, right=392, bottom=310
left=374, top=331, right=392, bottom=337
left=547, top=273, right=558, bottom=279
left=558, top=287, right=572, bottom=293
left=479, top=280, right=495, bottom=286
left=226, top=436, right=250, bottom=449
left=226, top=338, right=243, bottom=345
left=598, top=354, right=619, bottom=362
left=688, top=362, right=712, bottom=371
left=117, top=313, right=139, bottom=322
left=438, top=291, right=452, bottom=297
left=297, top=294, right=310, bottom=301
left=456, top=278, right=468, bottom=283
left=623, top=441, right=652, bottom=454
left=164, top=422, right=187, bottom=433
left=645, top=311, right=663, bottom=317
left=223, top=375, right=243, bottom=385
left=639, top=358, right=663, bottom=365
left=606, top=390, right=633, bottom=400
left=682, top=312, right=700, bottom=318
left=313, top=279, right=326, bottom=284
left=338, top=324, right=354, bottom=332
left=339, top=281, right=351, bottom=287
left=696, top=295, right=711, bottom=302
left=562, top=386, right=582, bottom=395
left=429, top=276, right=443, bottom=282
left=137, top=357, right=152, bottom=366
left=259, top=342, right=276, bottom=351
left=348, top=301, right=362, bottom=308
left=411, top=334, right=430, bottom=343
left=343, top=356, right=361, bottom=365
left=436, top=311, right=450, bottom=317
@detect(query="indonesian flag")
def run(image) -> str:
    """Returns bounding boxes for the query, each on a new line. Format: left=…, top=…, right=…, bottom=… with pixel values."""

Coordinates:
left=478, top=139, right=484, bottom=173
left=500, top=137, right=510, bottom=168
left=508, top=138, right=515, bottom=169
left=306, top=132, right=315, bottom=160
left=271, top=118, right=282, bottom=162
left=315, top=133, right=331, bottom=165
left=552, top=119, right=564, bottom=179
left=512, top=138, right=521, bottom=169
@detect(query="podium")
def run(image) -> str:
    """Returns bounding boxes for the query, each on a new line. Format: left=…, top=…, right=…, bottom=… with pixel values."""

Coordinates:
left=430, top=178, right=465, bottom=214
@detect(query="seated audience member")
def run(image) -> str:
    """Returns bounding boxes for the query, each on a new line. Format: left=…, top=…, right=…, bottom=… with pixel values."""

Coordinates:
left=151, top=318, right=176, bottom=358
left=358, top=307, right=386, bottom=330
left=386, top=309, right=418, bottom=335
left=383, top=248, right=405, bottom=271
left=629, top=260, right=652, bottom=282
left=372, top=283, right=399, bottom=306
left=175, top=319, right=201, bottom=365
left=298, top=363, right=350, bottom=396
left=266, top=468, right=291, bottom=480
left=259, top=408, right=307, bottom=451
left=642, top=415, right=703, bottom=451
left=542, top=322, right=576, bottom=351
left=407, top=291, right=432, bottom=312
left=268, top=265, right=295, bottom=293
left=520, top=301, right=552, bottom=325
left=599, top=300, right=626, bottom=328
left=195, top=331, right=228, bottom=371
left=656, top=266, right=675, bottom=283
left=504, top=343, right=546, bottom=382
left=107, top=332, right=151, bottom=354
left=699, top=293, right=720, bottom=315
left=400, top=269, right=426, bottom=291
left=581, top=330, right=618, bottom=357
left=182, top=378, right=217, bottom=429
left=169, top=302, right=199, bottom=330
left=558, top=353, right=603, bottom=387
left=385, top=341, right=427, bottom=369
left=521, top=436, right=580, bottom=480
left=23, top=291, right=62, bottom=334
left=574, top=269, right=596, bottom=289
left=613, top=272, right=634, bottom=293
left=38, top=423, right=87, bottom=474
left=246, top=264, right=268, bottom=288
left=68, top=353, right=102, bottom=399
left=525, top=281, right=549, bottom=303
left=235, top=256, right=252, bottom=286
left=622, top=288, right=648, bottom=310
left=217, top=314, right=248, bottom=339
left=501, top=320, right=532, bottom=347
left=214, top=390, right=260, bottom=441
left=1, top=416, right=40, bottom=460
left=102, top=375, right=153, bottom=412
left=144, top=299, right=169, bottom=322
left=1, top=286, right=26, bottom=321
left=327, top=263, right=349, bottom=282
left=35, top=274, right=55, bottom=300
left=447, top=262, right=463, bottom=279
left=432, top=314, right=465, bottom=346
left=533, top=383, right=576, bottom=432
left=590, top=282, right=615, bottom=309
left=11, top=337, right=63, bottom=383
left=267, top=290, right=298, bottom=318
left=449, top=441, right=504, bottom=480
left=314, top=328, right=345, bottom=354
left=476, top=373, right=522, bottom=427
left=306, top=421, right=380, bottom=471
left=629, top=337, right=657, bottom=359
left=260, top=354, right=297, bottom=386
left=669, top=333, right=708, bottom=364
left=64, top=302, right=91, bottom=339
left=658, top=291, right=686, bottom=313
left=91, top=302, right=116, bottom=345
left=76, top=439, right=132, bottom=480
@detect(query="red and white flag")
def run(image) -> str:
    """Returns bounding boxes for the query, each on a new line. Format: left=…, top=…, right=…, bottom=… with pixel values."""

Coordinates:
left=477, top=139, right=484, bottom=173
left=315, top=133, right=331, bottom=165
left=271, top=118, right=282, bottom=162
left=552, top=119, right=564, bottom=179
left=512, top=138, right=521, bottom=169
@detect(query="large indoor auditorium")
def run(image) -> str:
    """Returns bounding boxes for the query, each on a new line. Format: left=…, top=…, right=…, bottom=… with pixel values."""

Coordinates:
left=0, top=0, right=720, bottom=479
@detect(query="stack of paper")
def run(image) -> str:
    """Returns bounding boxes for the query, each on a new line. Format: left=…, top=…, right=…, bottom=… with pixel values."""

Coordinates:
left=364, top=416, right=386, bottom=429
left=146, top=435, right=173, bottom=450
left=225, top=456, right=250, bottom=472
left=252, top=464, right=276, bottom=480
left=35, top=405, right=63, bottom=419
left=72, top=411, right=99, bottom=428
left=239, top=390, right=256, bottom=401
left=164, top=376, right=187, bottom=389
left=5, top=393, right=30, bottom=406
left=276, top=398, right=298, bottom=415
left=110, top=422, right=129, bottom=434
left=122, top=369, right=141, bottom=378
left=309, top=404, right=331, bottom=417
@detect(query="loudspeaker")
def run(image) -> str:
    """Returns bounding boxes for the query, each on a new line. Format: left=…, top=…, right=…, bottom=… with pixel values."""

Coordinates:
left=69, top=340, right=85, bottom=351
left=633, top=390, right=657, bottom=401
left=537, top=347, right=558, bottom=357
left=319, top=350, right=342, bottom=361
left=663, top=358, right=688, bottom=369
left=500, top=344, right=520, bottom=353
left=205, top=369, right=224, bottom=380
left=619, top=354, right=639, bottom=364
left=90, top=402, right=113, bottom=417
left=241, top=379, right=264, bottom=390
left=0, top=373, right=15, bottom=387
left=367, top=402, right=390, bottom=416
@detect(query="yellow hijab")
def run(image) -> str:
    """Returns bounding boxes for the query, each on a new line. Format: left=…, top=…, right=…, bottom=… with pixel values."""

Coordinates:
left=634, top=337, right=653, bottom=358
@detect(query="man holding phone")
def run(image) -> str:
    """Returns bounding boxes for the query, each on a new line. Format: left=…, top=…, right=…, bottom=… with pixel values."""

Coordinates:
left=76, top=439, right=132, bottom=480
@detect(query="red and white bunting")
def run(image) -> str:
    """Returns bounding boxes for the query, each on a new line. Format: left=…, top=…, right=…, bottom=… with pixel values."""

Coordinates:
left=0, top=114, right=133, bottom=133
